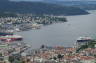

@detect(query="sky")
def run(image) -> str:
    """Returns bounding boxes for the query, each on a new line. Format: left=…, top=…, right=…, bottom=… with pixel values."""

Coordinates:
left=10, top=0, right=96, bottom=1
left=10, top=0, right=42, bottom=1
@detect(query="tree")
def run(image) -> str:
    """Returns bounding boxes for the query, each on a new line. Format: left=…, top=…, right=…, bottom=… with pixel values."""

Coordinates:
left=76, top=40, right=96, bottom=52
left=0, top=53, right=2, bottom=56
left=57, top=54, right=63, bottom=62
left=53, top=57, right=57, bottom=60
left=13, top=59, right=22, bottom=63
left=9, top=56, right=14, bottom=63
left=40, top=44, right=45, bottom=49
left=94, top=54, right=96, bottom=58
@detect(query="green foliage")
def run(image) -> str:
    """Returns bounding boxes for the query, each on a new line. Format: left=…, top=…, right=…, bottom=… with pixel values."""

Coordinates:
left=94, top=55, right=96, bottom=58
left=76, top=40, right=96, bottom=52
left=0, top=53, right=2, bottom=57
left=47, top=1, right=96, bottom=10
left=0, top=12, right=17, bottom=17
left=13, top=59, right=22, bottom=63
left=76, top=44, right=88, bottom=53
left=53, top=56, right=57, bottom=60
left=57, top=54, right=64, bottom=62
left=9, top=56, right=15, bottom=63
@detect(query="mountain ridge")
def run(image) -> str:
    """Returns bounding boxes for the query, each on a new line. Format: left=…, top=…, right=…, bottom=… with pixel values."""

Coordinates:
left=41, top=0, right=96, bottom=10
left=0, top=0, right=89, bottom=15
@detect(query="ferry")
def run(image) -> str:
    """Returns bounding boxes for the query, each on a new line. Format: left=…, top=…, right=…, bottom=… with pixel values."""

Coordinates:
left=0, top=35, right=23, bottom=42
left=0, top=30, right=14, bottom=36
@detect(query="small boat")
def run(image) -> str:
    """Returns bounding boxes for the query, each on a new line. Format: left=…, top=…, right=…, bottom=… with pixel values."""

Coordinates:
left=0, top=35, right=23, bottom=42
left=32, top=23, right=41, bottom=29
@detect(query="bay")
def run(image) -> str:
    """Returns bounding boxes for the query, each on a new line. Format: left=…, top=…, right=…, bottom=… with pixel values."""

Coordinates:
left=16, top=10, right=96, bottom=49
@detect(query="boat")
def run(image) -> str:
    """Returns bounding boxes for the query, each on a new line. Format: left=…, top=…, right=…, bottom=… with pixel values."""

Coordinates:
left=15, top=28, right=21, bottom=32
left=32, top=23, right=41, bottom=29
left=0, top=35, right=23, bottom=42
left=0, top=30, right=14, bottom=36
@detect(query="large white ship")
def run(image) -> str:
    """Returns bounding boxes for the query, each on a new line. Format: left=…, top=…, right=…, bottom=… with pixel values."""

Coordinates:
left=0, top=35, right=23, bottom=42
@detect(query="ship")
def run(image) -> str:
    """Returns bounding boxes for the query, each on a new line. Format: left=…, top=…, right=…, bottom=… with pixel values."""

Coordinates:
left=0, top=35, right=23, bottom=42
left=0, top=30, right=14, bottom=36
left=76, top=37, right=93, bottom=48
left=77, top=37, right=92, bottom=42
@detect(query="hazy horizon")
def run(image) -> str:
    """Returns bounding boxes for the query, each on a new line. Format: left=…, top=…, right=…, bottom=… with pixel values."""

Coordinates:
left=10, top=0, right=96, bottom=1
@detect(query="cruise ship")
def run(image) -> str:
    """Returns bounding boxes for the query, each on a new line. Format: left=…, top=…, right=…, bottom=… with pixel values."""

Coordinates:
left=77, top=37, right=92, bottom=42
left=0, top=35, right=23, bottom=42
left=0, top=30, right=14, bottom=36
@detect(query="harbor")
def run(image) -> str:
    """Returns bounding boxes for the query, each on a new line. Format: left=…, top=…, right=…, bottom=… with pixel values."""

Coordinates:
left=0, top=10, right=95, bottom=63
left=0, top=34, right=96, bottom=63
left=0, top=0, right=96, bottom=63
left=14, top=10, right=96, bottom=48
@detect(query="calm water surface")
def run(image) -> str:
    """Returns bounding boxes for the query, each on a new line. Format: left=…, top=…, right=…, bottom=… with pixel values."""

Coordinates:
left=16, top=11, right=96, bottom=49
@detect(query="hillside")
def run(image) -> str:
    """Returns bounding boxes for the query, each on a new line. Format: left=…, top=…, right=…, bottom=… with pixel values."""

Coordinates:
left=43, top=1, right=96, bottom=10
left=0, top=0, right=89, bottom=16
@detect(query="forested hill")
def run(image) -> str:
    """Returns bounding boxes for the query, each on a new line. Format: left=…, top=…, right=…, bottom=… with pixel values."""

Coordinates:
left=42, top=1, right=96, bottom=10
left=0, top=0, right=89, bottom=15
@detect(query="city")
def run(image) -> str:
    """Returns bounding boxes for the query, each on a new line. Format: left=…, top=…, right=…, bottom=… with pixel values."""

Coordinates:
left=0, top=0, right=96, bottom=63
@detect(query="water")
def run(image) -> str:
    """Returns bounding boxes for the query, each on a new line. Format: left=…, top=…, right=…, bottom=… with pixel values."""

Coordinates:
left=16, top=11, right=96, bottom=49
